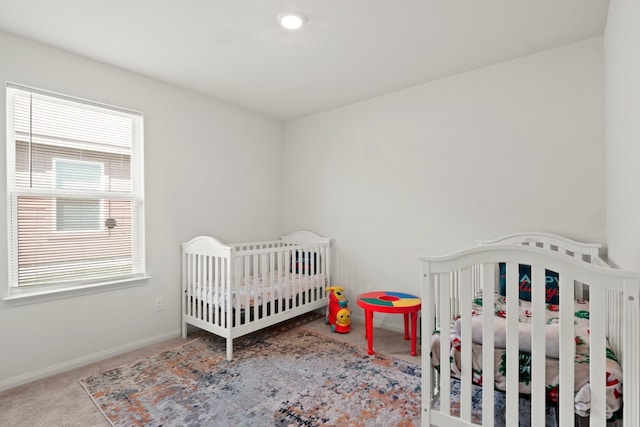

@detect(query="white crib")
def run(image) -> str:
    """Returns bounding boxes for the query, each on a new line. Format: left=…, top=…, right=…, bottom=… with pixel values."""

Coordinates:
left=181, top=231, right=332, bottom=360
left=420, top=232, right=640, bottom=427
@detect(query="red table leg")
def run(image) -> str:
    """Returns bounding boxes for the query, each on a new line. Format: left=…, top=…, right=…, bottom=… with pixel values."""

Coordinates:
left=365, top=309, right=374, bottom=355
left=410, top=312, right=418, bottom=356
left=403, top=313, right=410, bottom=340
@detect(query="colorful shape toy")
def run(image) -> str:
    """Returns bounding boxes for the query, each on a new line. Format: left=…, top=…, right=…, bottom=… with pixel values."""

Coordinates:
left=325, top=286, right=351, bottom=333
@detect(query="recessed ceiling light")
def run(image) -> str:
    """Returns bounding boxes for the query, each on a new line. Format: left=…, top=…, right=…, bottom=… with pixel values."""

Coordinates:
left=278, top=12, right=306, bottom=30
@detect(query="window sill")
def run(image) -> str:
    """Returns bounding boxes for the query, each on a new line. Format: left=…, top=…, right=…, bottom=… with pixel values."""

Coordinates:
left=2, top=276, right=151, bottom=305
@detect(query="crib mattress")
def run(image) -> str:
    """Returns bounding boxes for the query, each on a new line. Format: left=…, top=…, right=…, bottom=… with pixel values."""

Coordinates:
left=186, top=272, right=327, bottom=311
left=430, top=292, right=623, bottom=418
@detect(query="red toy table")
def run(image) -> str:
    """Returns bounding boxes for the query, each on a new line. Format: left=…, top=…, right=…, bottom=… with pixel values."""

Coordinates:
left=356, top=291, right=421, bottom=356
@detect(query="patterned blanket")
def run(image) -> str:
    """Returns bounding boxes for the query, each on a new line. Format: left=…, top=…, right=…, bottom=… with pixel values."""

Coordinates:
left=430, top=292, right=623, bottom=418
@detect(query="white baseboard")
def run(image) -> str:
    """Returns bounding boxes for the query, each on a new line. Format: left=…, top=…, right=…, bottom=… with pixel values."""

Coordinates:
left=0, top=329, right=181, bottom=392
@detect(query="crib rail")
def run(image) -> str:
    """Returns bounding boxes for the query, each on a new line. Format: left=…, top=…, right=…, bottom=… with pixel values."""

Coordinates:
left=477, top=232, right=603, bottom=262
left=420, top=245, right=640, bottom=427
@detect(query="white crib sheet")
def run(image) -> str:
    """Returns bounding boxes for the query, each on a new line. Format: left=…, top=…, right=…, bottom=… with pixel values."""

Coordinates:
left=186, top=271, right=327, bottom=311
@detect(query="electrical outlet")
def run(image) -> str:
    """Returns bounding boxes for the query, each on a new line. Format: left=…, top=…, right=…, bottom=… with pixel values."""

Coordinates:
left=154, top=296, right=165, bottom=311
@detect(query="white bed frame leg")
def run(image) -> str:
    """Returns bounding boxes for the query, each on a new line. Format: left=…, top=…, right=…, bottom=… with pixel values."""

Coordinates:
left=226, top=338, right=233, bottom=360
left=181, top=320, right=187, bottom=338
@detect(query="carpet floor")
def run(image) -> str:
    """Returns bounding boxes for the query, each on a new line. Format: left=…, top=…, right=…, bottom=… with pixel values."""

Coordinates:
left=80, top=324, right=421, bottom=426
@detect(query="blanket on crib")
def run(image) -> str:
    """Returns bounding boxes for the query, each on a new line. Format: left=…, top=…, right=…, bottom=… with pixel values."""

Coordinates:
left=453, top=314, right=561, bottom=358
left=187, top=272, right=327, bottom=310
left=431, top=292, right=623, bottom=419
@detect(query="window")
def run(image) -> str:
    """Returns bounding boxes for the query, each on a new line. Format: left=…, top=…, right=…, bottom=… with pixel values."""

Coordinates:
left=54, top=159, right=104, bottom=231
left=6, top=84, right=146, bottom=294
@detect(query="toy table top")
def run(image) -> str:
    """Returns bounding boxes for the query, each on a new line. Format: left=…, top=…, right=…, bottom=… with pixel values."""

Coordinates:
left=356, top=291, right=421, bottom=314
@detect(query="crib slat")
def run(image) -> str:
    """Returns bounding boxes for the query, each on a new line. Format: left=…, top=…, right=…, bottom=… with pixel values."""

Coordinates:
left=244, top=255, right=249, bottom=322
left=298, top=249, right=304, bottom=307
left=453, top=270, right=460, bottom=318
left=200, top=255, right=205, bottom=322
left=206, top=255, right=212, bottom=324
left=291, top=247, right=296, bottom=310
left=285, top=248, right=291, bottom=310
left=308, top=248, right=313, bottom=303
left=223, top=256, right=229, bottom=328
left=300, top=248, right=311, bottom=305
left=250, top=254, right=256, bottom=320
left=606, top=289, right=623, bottom=368
left=191, top=254, right=196, bottom=318
left=299, top=247, right=303, bottom=304
left=321, top=245, right=327, bottom=297
left=197, top=254, right=201, bottom=319
left=198, top=255, right=209, bottom=320
left=200, top=255, right=206, bottom=322
left=217, top=255, right=222, bottom=327
left=234, top=257, right=242, bottom=327
left=252, top=254, right=257, bottom=319
left=422, top=268, right=435, bottom=427
left=268, top=251, right=275, bottom=316
left=240, top=256, right=247, bottom=325
left=186, top=253, right=192, bottom=318
left=184, top=253, right=190, bottom=318
left=302, top=248, right=308, bottom=303
left=189, top=253, right=195, bottom=318
left=589, top=286, right=606, bottom=426
left=439, top=272, right=451, bottom=416
left=265, top=252, right=270, bottom=316
left=200, top=254, right=206, bottom=320
left=212, top=256, right=218, bottom=326
left=184, top=253, right=189, bottom=318
left=309, top=248, right=314, bottom=303
left=481, top=263, right=495, bottom=427
left=530, top=265, right=546, bottom=427
left=505, top=262, right=519, bottom=427
left=459, top=267, right=472, bottom=422
left=255, top=253, right=260, bottom=318
left=251, top=255, right=257, bottom=322
left=623, top=278, right=640, bottom=427
left=304, top=248, right=310, bottom=302
left=181, top=251, right=187, bottom=337
left=278, top=250, right=284, bottom=312
left=559, top=273, right=575, bottom=427
left=254, top=254, right=258, bottom=322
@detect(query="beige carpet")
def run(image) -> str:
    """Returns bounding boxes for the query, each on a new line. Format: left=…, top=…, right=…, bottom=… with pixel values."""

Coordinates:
left=0, top=316, right=421, bottom=427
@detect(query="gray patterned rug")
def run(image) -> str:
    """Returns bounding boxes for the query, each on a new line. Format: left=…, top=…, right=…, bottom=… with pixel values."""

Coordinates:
left=80, top=323, right=421, bottom=426
left=434, top=377, right=557, bottom=427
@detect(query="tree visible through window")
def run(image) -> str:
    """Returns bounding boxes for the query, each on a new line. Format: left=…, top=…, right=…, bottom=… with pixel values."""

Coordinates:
left=6, top=84, right=145, bottom=289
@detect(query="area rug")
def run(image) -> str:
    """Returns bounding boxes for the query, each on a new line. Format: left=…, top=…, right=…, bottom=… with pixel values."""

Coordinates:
left=434, top=377, right=557, bottom=427
left=80, top=325, right=421, bottom=426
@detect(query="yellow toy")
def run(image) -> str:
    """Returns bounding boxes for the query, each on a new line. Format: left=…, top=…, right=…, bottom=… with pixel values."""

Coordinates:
left=325, top=286, right=351, bottom=333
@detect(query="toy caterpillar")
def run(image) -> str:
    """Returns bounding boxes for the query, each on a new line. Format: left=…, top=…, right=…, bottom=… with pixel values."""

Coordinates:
left=325, top=286, right=351, bottom=334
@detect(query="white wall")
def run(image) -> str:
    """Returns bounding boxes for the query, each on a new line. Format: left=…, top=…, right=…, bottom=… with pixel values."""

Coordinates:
left=0, top=31, right=283, bottom=389
left=283, top=38, right=605, bottom=329
left=0, top=28, right=609, bottom=387
left=605, top=1, right=640, bottom=270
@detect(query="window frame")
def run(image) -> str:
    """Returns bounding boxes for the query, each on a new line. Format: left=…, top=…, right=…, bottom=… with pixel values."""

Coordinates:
left=4, top=83, right=149, bottom=302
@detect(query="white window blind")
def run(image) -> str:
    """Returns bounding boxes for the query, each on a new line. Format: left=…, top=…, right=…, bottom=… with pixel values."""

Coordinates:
left=6, top=84, right=145, bottom=289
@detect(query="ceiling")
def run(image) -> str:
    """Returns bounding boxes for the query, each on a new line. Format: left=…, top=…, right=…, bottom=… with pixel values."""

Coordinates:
left=0, top=0, right=610, bottom=120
